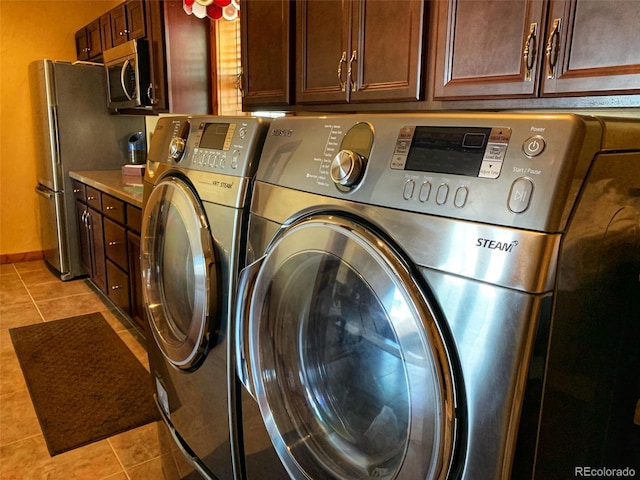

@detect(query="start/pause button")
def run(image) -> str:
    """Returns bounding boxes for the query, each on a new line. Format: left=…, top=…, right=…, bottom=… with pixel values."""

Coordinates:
left=508, top=177, right=534, bottom=213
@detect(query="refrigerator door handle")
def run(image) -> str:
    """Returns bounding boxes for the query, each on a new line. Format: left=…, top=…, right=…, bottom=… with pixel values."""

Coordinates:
left=51, top=106, right=61, bottom=166
left=35, top=184, right=54, bottom=199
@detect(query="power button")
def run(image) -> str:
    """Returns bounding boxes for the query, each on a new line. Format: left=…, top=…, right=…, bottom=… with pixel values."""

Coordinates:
left=523, top=135, right=545, bottom=157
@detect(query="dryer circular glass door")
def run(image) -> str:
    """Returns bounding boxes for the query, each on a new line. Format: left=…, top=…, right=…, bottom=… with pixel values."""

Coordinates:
left=141, top=175, right=218, bottom=370
left=245, top=215, right=457, bottom=479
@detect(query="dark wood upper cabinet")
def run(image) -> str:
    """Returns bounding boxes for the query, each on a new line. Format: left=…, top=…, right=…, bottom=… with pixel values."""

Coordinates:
left=77, top=0, right=145, bottom=60
left=126, top=0, right=147, bottom=40
left=297, top=0, right=425, bottom=104
left=75, top=29, right=90, bottom=62
left=432, top=0, right=546, bottom=99
left=433, top=0, right=640, bottom=100
left=350, top=0, right=425, bottom=103
left=111, top=4, right=129, bottom=46
left=75, top=19, right=102, bottom=61
left=240, top=0, right=293, bottom=108
left=76, top=0, right=211, bottom=113
left=110, top=0, right=146, bottom=47
left=99, top=13, right=113, bottom=52
left=87, top=19, right=103, bottom=59
left=541, top=0, right=640, bottom=96
left=296, top=0, right=349, bottom=104
left=146, top=0, right=212, bottom=113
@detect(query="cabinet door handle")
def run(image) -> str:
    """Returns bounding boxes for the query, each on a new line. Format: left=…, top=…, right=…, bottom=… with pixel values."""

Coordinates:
left=523, top=22, right=537, bottom=81
left=106, top=206, right=115, bottom=211
left=347, top=50, right=357, bottom=92
left=87, top=195, right=96, bottom=201
left=111, top=285, right=122, bottom=290
left=238, top=67, right=245, bottom=97
left=545, top=18, right=562, bottom=79
left=108, top=241, right=119, bottom=246
left=337, top=51, right=347, bottom=92
left=147, top=83, right=155, bottom=104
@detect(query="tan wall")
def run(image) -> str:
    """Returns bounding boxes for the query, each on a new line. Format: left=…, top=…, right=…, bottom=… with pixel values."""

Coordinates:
left=0, top=0, right=120, bottom=260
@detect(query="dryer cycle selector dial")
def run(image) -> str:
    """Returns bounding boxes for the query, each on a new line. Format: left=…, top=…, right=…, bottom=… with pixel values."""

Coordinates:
left=330, top=122, right=374, bottom=190
left=331, top=150, right=366, bottom=187
left=169, top=137, right=186, bottom=161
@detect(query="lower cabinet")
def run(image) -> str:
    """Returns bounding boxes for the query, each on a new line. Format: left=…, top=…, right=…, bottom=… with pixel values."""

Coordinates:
left=75, top=201, right=92, bottom=282
left=104, top=217, right=131, bottom=316
left=75, top=200, right=107, bottom=293
left=107, top=260, right=131, bottom=315
left=73, top=179, right=145, bottom=331
left=126, top=230, right=146, bottom=330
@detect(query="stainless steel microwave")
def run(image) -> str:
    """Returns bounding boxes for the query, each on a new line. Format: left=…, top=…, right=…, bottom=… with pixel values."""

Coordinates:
left=103, top=39, right=151, bottom=110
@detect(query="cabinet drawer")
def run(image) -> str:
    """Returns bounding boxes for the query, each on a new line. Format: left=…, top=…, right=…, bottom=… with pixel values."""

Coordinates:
left=107, top=260, right=131, bottom=315
left=86, top=187, right=101, bottom=210
left=72, top=181, right=86, bottom=203
left=126, top=205, right=142, bottom=233
left=104, top=217, right=128, bottom=270
left=102, top=194, right=126, bottom=223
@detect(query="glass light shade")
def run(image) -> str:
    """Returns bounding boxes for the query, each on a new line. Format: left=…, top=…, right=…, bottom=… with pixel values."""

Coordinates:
left=207, top=3, right=223, bottom=19
left=192, top=1, right=207, bottom=18
left=222, top=4, right=238, bottom=20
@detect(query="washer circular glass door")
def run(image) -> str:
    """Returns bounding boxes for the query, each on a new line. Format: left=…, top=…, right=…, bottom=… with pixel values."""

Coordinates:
left=141, top=175, right=218, bottom=369
left=247, top=215, right=457, bottom=479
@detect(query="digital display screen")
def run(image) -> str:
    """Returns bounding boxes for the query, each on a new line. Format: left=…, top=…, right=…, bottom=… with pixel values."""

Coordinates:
left=405, top=126, right=491, bottom=176
left=199, top=123, right=231, bottom=150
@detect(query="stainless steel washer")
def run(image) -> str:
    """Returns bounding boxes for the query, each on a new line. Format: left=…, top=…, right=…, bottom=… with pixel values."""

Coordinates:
left=234, top=113, right=640, bottom=479
left=141, top=115, right=269, bottom=479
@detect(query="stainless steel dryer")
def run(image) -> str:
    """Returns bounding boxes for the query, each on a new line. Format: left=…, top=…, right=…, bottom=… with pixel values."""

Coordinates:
left=141, top=115, right=269, bottom=479
left=234, top=113, right=640, bottom=479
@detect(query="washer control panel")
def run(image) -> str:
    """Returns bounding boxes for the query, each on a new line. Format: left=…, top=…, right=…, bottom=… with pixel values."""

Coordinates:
left=147, top=115, right=270, bottom=178
left=168, top=120, right=190, bottom=162
left=188, top=121, right=238, bottom=170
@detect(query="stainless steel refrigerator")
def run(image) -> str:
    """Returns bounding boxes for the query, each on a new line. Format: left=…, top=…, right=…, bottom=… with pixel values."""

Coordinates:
left=30, top=60, right=145, bottom=280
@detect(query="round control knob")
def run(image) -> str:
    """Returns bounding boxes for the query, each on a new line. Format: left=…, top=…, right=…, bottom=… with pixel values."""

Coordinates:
left=330, top=150, right=365, bottom=187
left=169, top=137, right=186, bottom=162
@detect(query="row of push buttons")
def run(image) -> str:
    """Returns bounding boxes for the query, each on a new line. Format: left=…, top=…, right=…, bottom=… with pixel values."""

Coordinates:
left=191, top=149, right=241, bottom=169
left=403, top=180, right=470, bottom=208
left=404, top=177, right=535, bottom=213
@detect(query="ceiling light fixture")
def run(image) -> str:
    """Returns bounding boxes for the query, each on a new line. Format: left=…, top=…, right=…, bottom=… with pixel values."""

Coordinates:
left=183, top=0, right=239, bottom=20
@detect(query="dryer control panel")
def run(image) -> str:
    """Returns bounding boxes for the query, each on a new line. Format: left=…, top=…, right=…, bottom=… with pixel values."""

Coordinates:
left=390, top=125, right=511, bottom=180
left=254, top=113, right=640, bottom=233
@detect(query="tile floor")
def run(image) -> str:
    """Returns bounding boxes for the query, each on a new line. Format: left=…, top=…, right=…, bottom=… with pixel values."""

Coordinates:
left=0, top=261, right=197, bottom=480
